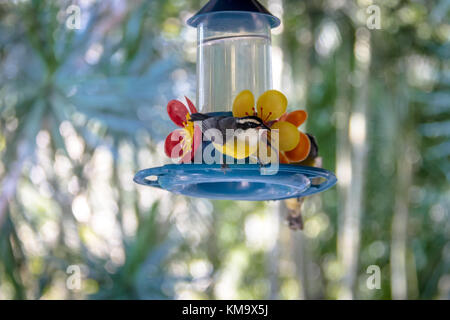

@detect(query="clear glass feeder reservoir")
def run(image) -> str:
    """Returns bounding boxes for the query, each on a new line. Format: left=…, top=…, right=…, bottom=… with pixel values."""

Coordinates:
left=195, top=11, right=273, bottom=112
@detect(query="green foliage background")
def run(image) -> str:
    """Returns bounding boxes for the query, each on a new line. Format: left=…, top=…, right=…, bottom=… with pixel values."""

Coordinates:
left=0, top=0, right=448, bottom=299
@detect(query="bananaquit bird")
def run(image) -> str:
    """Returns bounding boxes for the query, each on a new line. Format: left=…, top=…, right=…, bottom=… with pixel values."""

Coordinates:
left=189, top=113, right=270, bottom=161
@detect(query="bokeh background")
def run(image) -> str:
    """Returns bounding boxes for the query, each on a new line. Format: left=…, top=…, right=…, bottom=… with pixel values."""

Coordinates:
left=0, top=0, right=449, bottom=300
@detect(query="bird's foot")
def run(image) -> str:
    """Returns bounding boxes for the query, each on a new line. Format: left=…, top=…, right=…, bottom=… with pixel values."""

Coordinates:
left=256, top=156, right=267, bottom=168
left=221, top=163, right=229, bottom=173
left=258, top=161, right=268, bottom=170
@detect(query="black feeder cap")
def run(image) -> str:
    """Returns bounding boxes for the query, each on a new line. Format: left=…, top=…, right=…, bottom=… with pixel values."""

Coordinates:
left=187, top=0, right=281, bottom=28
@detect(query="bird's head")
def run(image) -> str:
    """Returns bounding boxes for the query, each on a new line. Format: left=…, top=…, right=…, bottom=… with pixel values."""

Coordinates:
left=235, top=116, right=270, bottom=131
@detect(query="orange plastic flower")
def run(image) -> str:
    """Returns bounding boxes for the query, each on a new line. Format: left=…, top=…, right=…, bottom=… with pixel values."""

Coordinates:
left=279, top=110, right=311, bottom=163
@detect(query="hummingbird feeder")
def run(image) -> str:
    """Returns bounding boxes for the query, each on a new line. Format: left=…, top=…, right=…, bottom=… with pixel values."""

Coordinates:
left=134, top=0, right=336, bottom=200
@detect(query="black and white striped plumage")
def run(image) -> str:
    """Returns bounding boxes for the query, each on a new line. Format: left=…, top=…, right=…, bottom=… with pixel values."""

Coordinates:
left=189, top=113, right=269, bottom=143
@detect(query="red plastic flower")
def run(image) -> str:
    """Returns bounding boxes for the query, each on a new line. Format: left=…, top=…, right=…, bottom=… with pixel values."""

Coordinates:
left=164, top=97, right=202, bottom=163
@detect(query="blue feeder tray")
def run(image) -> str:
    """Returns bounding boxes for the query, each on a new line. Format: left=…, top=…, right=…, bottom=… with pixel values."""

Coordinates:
left=134, top=164, right=336, bottom=201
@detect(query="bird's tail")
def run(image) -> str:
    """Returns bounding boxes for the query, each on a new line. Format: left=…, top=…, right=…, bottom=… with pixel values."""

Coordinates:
left=189, top=113, right=211, bottom=122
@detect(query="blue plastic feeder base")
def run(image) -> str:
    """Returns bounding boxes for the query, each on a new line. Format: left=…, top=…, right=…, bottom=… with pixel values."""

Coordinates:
left=133, top=164, right=336, bottom=201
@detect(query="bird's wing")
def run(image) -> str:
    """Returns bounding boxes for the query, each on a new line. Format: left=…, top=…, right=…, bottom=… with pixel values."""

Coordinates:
left=218, top=117, right=237, bottom=142
left=189, top=113, right=211, bottom=121
left=201, top=117, right=225, bottom=143
left=201, top=117, right=219, bottom=132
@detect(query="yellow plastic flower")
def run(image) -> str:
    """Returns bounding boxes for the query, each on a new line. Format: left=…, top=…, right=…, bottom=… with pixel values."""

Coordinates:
left=232, top=90, right=309, bottom=159
left=233, top=89, right=287, bottom=122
